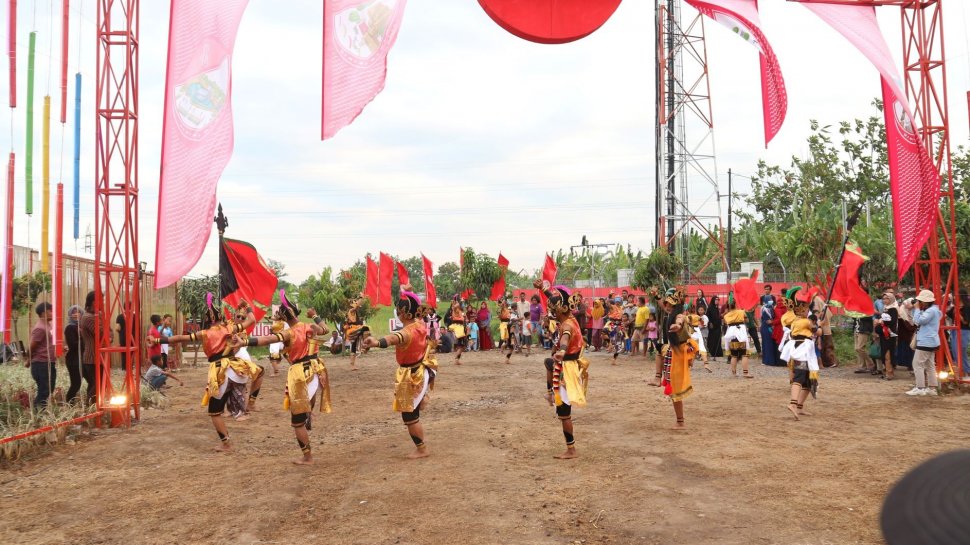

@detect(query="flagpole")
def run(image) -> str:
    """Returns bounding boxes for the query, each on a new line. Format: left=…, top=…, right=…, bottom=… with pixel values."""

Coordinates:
left=214, top=202, right=228, bottom=303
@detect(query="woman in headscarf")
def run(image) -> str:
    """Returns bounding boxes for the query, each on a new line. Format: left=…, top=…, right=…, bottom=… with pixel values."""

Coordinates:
left=63, top=305, right=83, bottom=404
left=150, top=295, right=261, bottom=452
left=363, top=287, right=437, bottom=459
left=706, top=295, right=723, bottom=360
left=760, top=300, right=780, bottom=365
left=477, top=301, right=493, bottom=351
left=590, top=298, right=605, bottom=351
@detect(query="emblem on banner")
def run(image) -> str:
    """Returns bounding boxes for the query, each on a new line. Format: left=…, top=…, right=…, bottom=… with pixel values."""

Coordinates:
left=334, top=0, right=401, bottom=61
left=173, top=53, right=230, bottom=138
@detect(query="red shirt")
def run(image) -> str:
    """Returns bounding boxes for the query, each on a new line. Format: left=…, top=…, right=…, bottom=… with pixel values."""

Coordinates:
left=147, top=326, right=162, bottom=358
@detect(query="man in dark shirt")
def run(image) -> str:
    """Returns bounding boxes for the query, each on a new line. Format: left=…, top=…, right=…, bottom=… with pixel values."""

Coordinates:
left=436, top=326, right=455, bottom=353
left=79, top=291, right=108, bottom=404
left=854, top=314, right=875, bottom=373
left=28, top=302, right=56, bottom=408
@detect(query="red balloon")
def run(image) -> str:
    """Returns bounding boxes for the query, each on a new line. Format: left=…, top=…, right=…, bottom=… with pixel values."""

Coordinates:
left=478, top=0, right=623, bottom=45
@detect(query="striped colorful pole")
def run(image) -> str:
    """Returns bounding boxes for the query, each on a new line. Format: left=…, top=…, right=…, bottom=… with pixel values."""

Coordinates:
left=25, top=31, right=35, bottom=215
left=42, top=95, right=50, bottom=272
left=73, top=73, right=80, bottom=239
left=7, top=0, right=15, bottom=107
left=1, top=153, right=14, bottom=343
left=60, top=0, right=69, bottom=123
left=53, top=183, right=64, bottom=356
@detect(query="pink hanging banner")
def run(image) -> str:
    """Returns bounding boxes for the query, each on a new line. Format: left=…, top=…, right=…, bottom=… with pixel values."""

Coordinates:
left=7, top=0, right=15, bottom=108
left=686, top=0, right=787, bottom=146
left=1, top=153, right=13, bottom=343
left=804, top=3, right=940, bottom=278
left=154, top=0, right=249, bottom=288
left=322, top=0, right=407, bottom=140
left=53, top=183, right=64, bottom=356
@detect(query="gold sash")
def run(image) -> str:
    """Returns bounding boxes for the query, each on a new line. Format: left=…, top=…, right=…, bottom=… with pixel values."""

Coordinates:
left=393, top=344, right=439, bottom=412
left=283, top=357, right=331, bottom=415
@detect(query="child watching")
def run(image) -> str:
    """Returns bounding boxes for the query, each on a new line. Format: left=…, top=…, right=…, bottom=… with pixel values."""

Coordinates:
left=645, top=316, right=660, bottom=355
left=144, top=354, right=183, bottom=391
left=469, top=320, right=480, bottom=351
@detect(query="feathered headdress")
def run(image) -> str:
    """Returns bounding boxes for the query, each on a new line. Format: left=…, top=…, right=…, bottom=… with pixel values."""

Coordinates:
left=276, top=289, right=301, bottom=320
left=663, top=287, right=686, bottom=307
left=397, top=289, right=431, bottom=320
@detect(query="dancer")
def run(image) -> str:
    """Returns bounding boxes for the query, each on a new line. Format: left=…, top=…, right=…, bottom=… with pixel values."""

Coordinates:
left=343, top=298, right=368, bottom=371
left=780, top=287, right=818, bottom=420
left=362, top=287, right=438, bottom=459
left=245, top=291, right=331, bottom=464
left=267, top=319, right=288, bottom=376
left=535, top=280, right=589, bottom=460
left=659, top=288, right=694, bottom=430
left=150, top=295, right=262, bottom=451
left=687, top=303, right=712, bottom=373
left=230, top=309, right=265, bottom=417
left=722, top=295, right=752, bottom=378
left=447, top=299, right=467, bottom=365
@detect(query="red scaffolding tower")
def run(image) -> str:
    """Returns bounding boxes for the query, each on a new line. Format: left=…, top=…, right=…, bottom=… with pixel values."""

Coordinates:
left=94, top=0, right=141, bottom=422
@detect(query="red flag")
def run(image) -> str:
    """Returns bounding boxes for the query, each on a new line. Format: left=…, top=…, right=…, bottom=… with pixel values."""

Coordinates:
left=490, top=253, right=509, bottom=301
left=830, top=242, right=876, bottom=316
left=538, top=254, right=558, bottom=310
left=733, top=269, right=760, bottom=311
left=322, top=0, right=407, bottom=140
left=154, top=0, right=250, bottom=288
left=363, top=255, right=379, bottom=305
left=422, top=254, right=436, bottom=308
left=686, top=0, right=787, bottom=146
left=219, top=238, right=278, bottom=330
left=396, top=261, right=410, bottom=286
left=804, top=3, right=940, bottom=278
left=378, top=252, right=394, bottom=306
left=461, top=288, right=475, bottom=301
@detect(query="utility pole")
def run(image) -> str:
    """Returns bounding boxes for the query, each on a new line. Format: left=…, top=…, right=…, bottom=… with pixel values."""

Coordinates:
left=570, top=239, right=616, bottom=300
left=726, top=168, right=733, bottom=284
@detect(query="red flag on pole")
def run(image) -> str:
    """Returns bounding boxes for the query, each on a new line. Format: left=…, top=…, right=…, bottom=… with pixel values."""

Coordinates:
left=363, top=255, right=379, bottom=305
left=732, top=270, right=761, bottom=311
left=378, top=252, right=394, bottom=306
left=322, top=0, right=407, bottom=140
left=396, top=261, right=410, bottom=286
left=154, top=0, right=250, bottom=288
left=422, top=254, right=436, bottom=308
left=490, top=253, right=509, bottom=301
left=219, top=238, right=278, bottom=329
left=538, top=254, right=558, bottom=310
left=830, top=242, right=876, bottom=316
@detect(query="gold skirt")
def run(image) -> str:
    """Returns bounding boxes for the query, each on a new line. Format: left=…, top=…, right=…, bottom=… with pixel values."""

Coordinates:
left=393, top=350, right=439, bottom=413
left=555, top=356, right=590, bottom=408
left=284, top=357, right=331, bottom=415
left=200, top=356, right=261, bottom=406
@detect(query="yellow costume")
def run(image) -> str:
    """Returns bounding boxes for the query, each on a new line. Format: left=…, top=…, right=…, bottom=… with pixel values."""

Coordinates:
left=393, top=320, right=439, bottom=412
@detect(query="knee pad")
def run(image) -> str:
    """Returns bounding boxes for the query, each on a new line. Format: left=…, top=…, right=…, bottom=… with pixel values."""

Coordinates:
left=402, top=409, right=420, bottom=425
left=556, top=403, right=571, bottom=419
left=291, top=412, right=309, bottom=427
left=249, top=388, right=260, bottom=399
left=207, top=395, right=227, bottom=416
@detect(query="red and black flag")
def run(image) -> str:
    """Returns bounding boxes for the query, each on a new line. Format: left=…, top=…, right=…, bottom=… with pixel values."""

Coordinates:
left=219, top=238, right=278, bottom=327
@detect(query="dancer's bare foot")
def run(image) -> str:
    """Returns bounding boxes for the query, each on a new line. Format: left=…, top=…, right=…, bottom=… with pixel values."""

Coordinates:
left=350, top=366, right=358, bottom=371
left=670, top=423, right=687, bottom=431
left=704, top=364, right=712, bottom=373
left=798, top=410, right=812, bottom=416
left=292, top=456, right=313, bottom=465
left=234, top=414, right=249, bottom=422
left=270, top=372, right=280, bottom=377
left=787, top=404, right=800, bottom=421
left=554, top=448, right=578, bottom=459
left=648, top=376, right=661, bottom=386
left=212, top=442, right=232, bottom=452
left=407, top=447, right=430, bottom=459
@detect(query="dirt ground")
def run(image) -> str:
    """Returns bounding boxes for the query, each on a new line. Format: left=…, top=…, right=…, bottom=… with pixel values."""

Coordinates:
left=1, top=348, right=967, bottom=545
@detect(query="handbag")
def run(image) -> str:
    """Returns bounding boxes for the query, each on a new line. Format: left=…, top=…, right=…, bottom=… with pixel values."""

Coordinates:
left=868, top=342, right=881, bottom=359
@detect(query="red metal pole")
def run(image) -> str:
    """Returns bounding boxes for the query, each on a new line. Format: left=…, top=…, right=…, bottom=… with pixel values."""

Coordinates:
left=2, top=153, right=13, bottom=344
left=0, top=411, right=103, bottom=445
left=54, top=183, right=64, bottom=356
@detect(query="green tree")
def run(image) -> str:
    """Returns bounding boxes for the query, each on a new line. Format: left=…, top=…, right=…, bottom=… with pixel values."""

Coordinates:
left=458, top=248, right=501, bottom=301
left=631, top=248, right=682, bottom=291
left=298, top=267, right=375, bottom=326
left=434, top=262, right=460, bottom=300
left=177, top=275, right=220, bottom=321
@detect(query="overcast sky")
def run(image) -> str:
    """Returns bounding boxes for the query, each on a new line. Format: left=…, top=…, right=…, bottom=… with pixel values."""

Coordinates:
left=3, top=0, right=969, bottom=283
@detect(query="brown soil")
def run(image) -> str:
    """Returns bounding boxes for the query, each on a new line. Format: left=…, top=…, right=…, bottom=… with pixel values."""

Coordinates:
left=1, top=350, right=966, bottom=545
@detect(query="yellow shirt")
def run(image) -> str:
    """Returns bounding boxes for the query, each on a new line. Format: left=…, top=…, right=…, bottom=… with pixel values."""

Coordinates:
left=781, top=310, right=796, bottom=329
left=449, top=323, right=466, bottom=339
left=723, top=309, right=746, bottom=326
left=635, top=306, right=651, bottom=327
left=790, top=317, right=814, bottom=338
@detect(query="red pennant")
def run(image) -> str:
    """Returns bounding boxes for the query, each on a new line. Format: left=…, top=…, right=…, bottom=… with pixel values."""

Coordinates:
left=363, top=255, right=379, bottom=306
left=830, top=242, right=876, bottom=316
left=378, top=252, right=394, bottom=306
left=396, top=261, right=410, bottom=287
left=538, top=254, right=558, bottom=310
left=490, top=253, right=509, bottom=301
left=220, top=238, right=279, bottom=331
left=422, top=254, right=437, bottom=308
left=733, top=270, right=761, bottom=311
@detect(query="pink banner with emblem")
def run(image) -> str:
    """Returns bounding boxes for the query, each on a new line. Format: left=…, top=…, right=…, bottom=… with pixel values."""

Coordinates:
left=322, top=0, right=407, bottom=140
left=154, top=0, right=249, bottom=289
left=804, top=3, right=940, bottom=278
left=686, top=0, right=787, bottom=146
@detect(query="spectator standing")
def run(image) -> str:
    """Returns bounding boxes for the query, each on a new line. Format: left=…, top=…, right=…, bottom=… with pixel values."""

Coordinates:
left=906, top=291, right=942, bottom=396
left=590, top=299, right=605, bottom=351
left=29, top=302, right=57, bottom=408
left=147, top=315, right=163, bottom=369
left=895, top=298, right=916, bottom=370
left=520, top=319, right=533, bottom=356
left=468, top=320, right=479, bottom=351
left=853, top=314, right=875, bottom=373
left=695, top=289, right=707, bottom=311
left=760, top=285, right=777, bottom=307
left=706, top=296, right=723, bottom=360
left=63, top=305, right=83, bottom=403
left=632, top=297, right=650, bottom=357
left=529, top=295, right=542, bottom=341
left=645, top=316, right=660, bottom=354
left=78, top=291, right=103, bottom=405
left=160, top=314, right=174, bottom=368
left=477, top=302, right=493, bottom=351
left=946, top=291, right=970, bottom=376
left=760, top=301, right=779, bottom=366
left=880, top=292, right=899, bottom=379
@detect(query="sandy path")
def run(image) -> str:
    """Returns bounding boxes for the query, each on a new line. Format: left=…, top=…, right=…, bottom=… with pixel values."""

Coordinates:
left=1, top=349, right=966, bottom=545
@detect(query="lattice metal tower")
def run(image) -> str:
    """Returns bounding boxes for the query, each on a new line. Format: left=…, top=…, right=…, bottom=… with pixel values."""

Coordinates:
left=656, top=0, right=726, bottom=281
